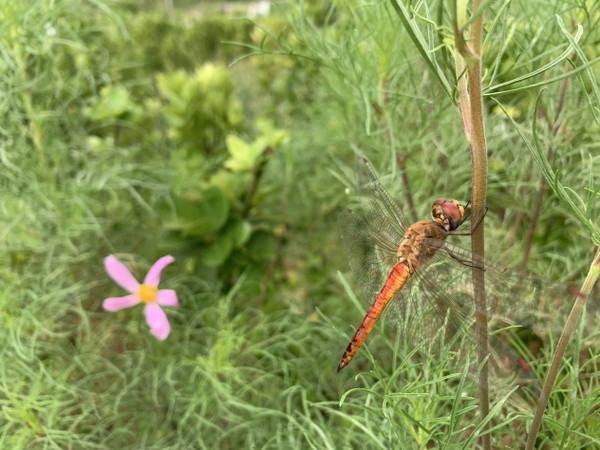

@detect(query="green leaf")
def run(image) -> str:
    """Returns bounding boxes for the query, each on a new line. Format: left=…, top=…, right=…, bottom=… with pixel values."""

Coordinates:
left=485, top=22, right=584, bottom=95
left=494, top=97, right=600, bottom=245
left=224, top=134, right=264, bottom=171
left=200, top=234, right=234, bottom=266
left=90, top=86, right=132, bottom=120
left=256, top=118, right=290, bottom=147
left=170, top=186, right=229, bottom=237
left=246, top=231, right=276, bottom=261
left=225, top=220, right=252, bottom=248
left=555, top=15, right=600, bottom=126
left=387, top=0, right=453, bottom=100
left=225, top=134, right=250, bottom=159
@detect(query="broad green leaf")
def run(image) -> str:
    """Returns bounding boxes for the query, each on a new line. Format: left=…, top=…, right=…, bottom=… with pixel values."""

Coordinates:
left=200, top=234, right=234, bottom=266
left=159, top=230, right=189, bottom=249
left=225, top=134, right=250, bottom=159
left=209, top=169, right=248, bottom=202
left=156, top=70, right=188, bottom=100
left=224, top=134, right=264, bottom=171
left=256, top=118, right=290, bottom=147
left=170, top=186, right=229, bottom=237
left=90, top=86, right=131, bottom=120
left=225, top=220, right=252, bottom=248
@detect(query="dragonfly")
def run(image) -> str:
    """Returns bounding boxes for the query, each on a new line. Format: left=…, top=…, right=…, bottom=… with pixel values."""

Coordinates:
left=337, top=158, right=573, bottom=373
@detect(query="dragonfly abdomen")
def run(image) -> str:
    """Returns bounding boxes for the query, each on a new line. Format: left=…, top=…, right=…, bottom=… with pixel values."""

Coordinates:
left=337, top=262, right=411, bottom=372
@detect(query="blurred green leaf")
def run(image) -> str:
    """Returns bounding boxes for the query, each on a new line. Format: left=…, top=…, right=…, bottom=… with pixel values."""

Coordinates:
left=256, top=118, right=290, bottom=147
left=208, top=169, right=247, bottom=202
left=157, top=64, right=244, bottom=154
left=226, top=220, right=252, bottom=248
left=224, top=134, right=264, bottom=171
left=224, top=120, right=288, bottom=172
left=89, top=86, right=132, bottom=120
left=170, top=186, right=229, bottom=237
left=200, top=234, right=234, bottom=266
left=246, top=231, right=276, bottom=261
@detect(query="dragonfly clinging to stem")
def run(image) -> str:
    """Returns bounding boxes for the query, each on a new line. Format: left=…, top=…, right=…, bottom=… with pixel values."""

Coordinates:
left=337, top=158, right=572, bottom=374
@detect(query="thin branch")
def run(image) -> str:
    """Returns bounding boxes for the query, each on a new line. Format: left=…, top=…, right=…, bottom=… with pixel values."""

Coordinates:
left=372, top=97, right=418, bottom=222
left=241, top=146, right=273, bottom=218
left=525, top=247, right=600, bottom=449
left=521, top=69, right=570, bottom=270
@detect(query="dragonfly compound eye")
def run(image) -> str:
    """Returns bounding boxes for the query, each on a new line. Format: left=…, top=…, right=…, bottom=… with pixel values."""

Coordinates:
left=444, top=200, right=466, bottom=230
left=432, top=199, right=466, bottom=231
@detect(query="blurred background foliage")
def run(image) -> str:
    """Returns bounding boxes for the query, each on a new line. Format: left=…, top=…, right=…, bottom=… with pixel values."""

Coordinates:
left=0, top=0, right=598, bottom=448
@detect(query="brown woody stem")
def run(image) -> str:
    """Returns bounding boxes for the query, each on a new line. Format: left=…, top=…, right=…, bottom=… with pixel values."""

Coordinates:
left=455, top=1, right=490, bottom=448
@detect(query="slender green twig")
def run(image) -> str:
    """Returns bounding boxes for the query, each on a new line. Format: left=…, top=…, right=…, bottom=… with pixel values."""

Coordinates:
left=388, top=0, right=453, bottom=100
left=525, top=247, right=600, bottom=449
left=371, top=93, right=418, bottom=221
left=241, top=146, right=273, bottom=218
left=521, top=74, right=569, bottom=270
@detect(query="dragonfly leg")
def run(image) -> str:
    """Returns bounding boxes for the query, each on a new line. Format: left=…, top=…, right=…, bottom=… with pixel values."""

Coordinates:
left=444, top=247, right=486, bottom=270
left=450, top=206, right=489, bottom=236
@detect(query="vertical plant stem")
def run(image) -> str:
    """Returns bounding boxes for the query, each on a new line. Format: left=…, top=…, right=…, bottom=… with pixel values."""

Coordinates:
left=455, top=1, right=490, bottom=448
left=525, top=246, right=600, bottom=449
left=241, top=146, right=273, bottom=218
left=521, top=75, right=569, bottom=270
left=508, top=209, right=524, bottom=247
left=455, top=55, right=471, bottom=140
left=13, top=43, right=45, bottom=168
left=467, top=60, right=491, bottom=450
left=395, top=154, right=417, bottom=223
left=373, top=90, right=418, bottom=221
left=520, top=172, right=547, bottom=271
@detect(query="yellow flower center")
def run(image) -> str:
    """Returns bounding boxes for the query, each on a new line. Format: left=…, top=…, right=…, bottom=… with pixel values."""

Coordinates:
left=138, top=284, right=158, bottom=303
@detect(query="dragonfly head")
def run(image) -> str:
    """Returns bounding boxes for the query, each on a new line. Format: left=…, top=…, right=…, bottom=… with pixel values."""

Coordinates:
left=432, top=199, right=467, bottom=231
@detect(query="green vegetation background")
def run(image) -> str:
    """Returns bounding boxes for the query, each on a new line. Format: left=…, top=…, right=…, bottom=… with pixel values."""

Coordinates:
left=1, top=0, right=598, bottom=448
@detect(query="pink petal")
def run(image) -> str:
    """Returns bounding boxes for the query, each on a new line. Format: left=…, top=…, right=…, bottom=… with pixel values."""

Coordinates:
left=103, top=294, right=141, bottom=311
left=156, top=289, right=179, bottom=307
left=104, top=256, right=140, bottom=293
left=144, top=303, right=170, bottom=340
left=143, top=255, right=175, bottom=286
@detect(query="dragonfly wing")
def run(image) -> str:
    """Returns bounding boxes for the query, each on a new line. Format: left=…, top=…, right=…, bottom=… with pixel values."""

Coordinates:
left=338, top=209, right=399, bottom=304
left=382, top=272, right=465, bottom=350
left=352, top=158, right=411, bottom=240
left=421, top=239, right=575, bottom=337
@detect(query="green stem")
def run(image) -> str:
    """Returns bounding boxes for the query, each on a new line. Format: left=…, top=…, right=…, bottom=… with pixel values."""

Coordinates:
left=241, top=146, right=273, bottom=218
left=455, top=1, right=490, bottom=448
left=525, top=246, right=600, bottom=449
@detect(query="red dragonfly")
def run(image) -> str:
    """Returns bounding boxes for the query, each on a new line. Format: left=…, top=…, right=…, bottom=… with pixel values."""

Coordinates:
left=337, top=158, right=571, bottom=373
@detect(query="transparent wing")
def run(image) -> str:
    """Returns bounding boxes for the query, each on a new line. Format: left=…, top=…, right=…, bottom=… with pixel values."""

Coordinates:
left=426, top=240, right=575, bottom=335
left=338, top=209, right=399, bottom=304
left=379, top=254, right=577, bottom=392
left=408, top=239, right=578, bottom=385
left=381, top=271, right=461, bottom=349
left=338, top=158, right=418, bottom=302
left=351, top=158, right=412, bottom=238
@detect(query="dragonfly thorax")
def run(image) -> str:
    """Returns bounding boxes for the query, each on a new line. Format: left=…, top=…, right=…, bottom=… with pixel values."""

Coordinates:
left=397, top=221, right=449, bottom=272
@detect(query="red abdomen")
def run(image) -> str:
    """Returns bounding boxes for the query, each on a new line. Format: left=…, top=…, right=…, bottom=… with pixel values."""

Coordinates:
left=337, top=262, right=411, bottom=372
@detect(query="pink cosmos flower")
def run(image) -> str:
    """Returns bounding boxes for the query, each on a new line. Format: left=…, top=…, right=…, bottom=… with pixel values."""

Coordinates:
left=102, top=255, right=179, bottom=340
